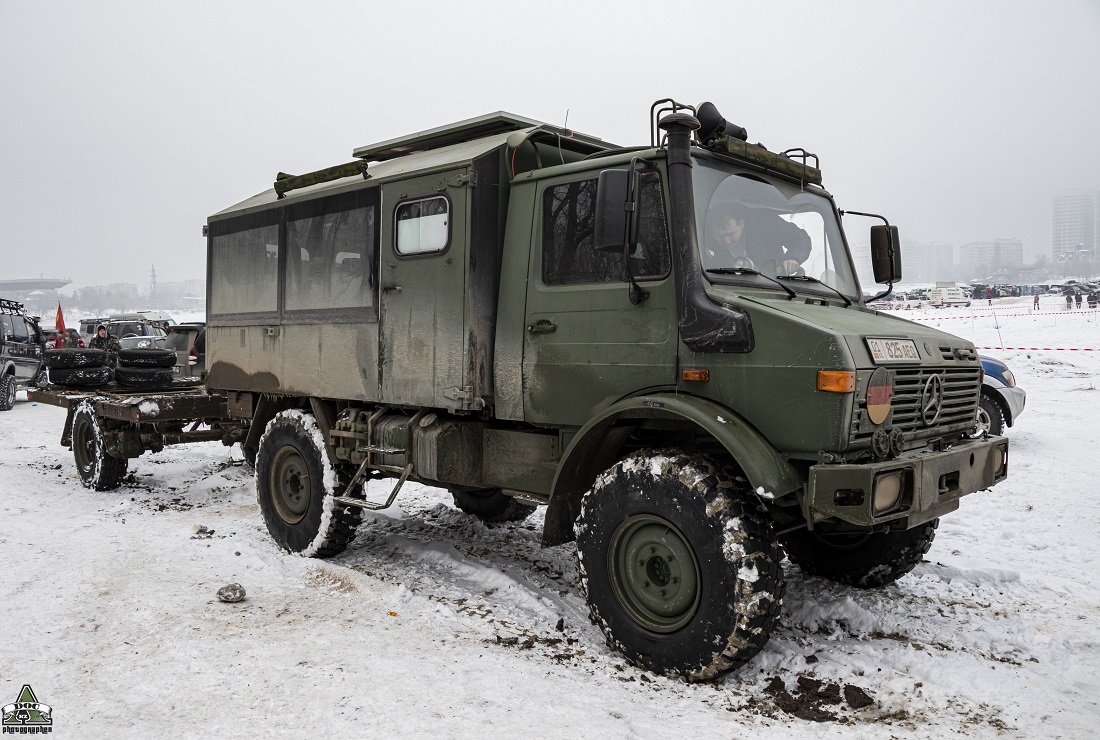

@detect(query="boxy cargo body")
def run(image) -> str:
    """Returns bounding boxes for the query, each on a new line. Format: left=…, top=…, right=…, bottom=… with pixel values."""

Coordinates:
left=201, top=106, right=1009, bottom=680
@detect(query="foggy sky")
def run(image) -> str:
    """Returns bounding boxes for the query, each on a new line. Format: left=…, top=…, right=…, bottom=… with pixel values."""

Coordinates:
left=2, top=0, right=1098, bottom=291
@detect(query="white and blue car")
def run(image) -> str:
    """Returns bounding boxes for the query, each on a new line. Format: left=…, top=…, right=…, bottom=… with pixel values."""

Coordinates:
left=977, top=355, right=1026, bottom=436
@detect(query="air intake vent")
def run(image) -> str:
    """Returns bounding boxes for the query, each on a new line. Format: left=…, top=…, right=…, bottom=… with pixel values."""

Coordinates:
left=939, top=345, right=978, bottom=362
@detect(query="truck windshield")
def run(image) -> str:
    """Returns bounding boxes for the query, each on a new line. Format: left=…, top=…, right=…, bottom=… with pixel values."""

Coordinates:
left=692, top=156, right=860, bottom=299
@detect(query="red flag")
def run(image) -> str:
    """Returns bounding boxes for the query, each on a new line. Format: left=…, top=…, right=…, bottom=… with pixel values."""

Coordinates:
left=55, top=302, right=67, bottom=333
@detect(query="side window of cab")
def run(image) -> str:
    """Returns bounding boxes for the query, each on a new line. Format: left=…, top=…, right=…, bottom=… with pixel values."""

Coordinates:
left=541, top=171, right=670, bottom=285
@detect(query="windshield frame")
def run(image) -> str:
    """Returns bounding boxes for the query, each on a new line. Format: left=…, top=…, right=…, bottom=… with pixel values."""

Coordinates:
left=691, top=151, right=863, bottom=301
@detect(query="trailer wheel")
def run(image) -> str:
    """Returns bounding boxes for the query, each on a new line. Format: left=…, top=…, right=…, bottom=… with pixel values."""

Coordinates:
left=48, top=365, right=114, bottom=388
left=450, top=488, right=536, bottom=523
left=574, top=450, right=784, bottom=681
left=256, top=410, right=362, bottom=558
left=44, top=348, right=107, bottom=369
left=781, top=519, right=938, bottom=588
left=117, top=348, right=177, bottom=368
left=71, top=400, right=129, bottom=491
left=0, top=374, right=15, bottom=411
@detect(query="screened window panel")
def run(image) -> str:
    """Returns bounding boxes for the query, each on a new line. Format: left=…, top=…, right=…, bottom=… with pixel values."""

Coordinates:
left=210, top=225, right=279, bottom=314
left=285, top=206, right=375, bottom=311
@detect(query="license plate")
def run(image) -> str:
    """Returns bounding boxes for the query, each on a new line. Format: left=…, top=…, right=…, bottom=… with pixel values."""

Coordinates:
left=866, top=337, right=920, bottom=364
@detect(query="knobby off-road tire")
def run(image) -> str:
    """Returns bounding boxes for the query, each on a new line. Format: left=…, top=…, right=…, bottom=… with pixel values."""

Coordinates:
left=71, top=400, right=129, bottom=491
left=451, top=488, right=537, bottom=523
left=117, top=348, right=176, bottom=368
left=43, top=348, right=107, bottom=369
left=782, top=519, right=939, bottom=589
left=976, top=393, right=1005, bottom=436
left=256, top=410, right=363, bottom=558
left=574, top=450, right=785, bottom=682
left=115, top=366, right=174, bottom=389
left=0, top=374, right=15, bottom=411
left=48, top=366, right=114, bottom=388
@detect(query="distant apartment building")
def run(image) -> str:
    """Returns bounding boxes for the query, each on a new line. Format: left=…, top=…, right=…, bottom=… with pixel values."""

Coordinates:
left=1052, top=188, right=1099, bottom=263
left=958, top=239, right=1024, bottom=280
left=902, top=240, right=954, bottom=283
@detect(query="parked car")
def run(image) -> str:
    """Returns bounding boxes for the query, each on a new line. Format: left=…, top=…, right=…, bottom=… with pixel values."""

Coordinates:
left=976, top=355, right=1026, bottom=436
left=118, top=334, right=167, bottom=350
left=105, top=315, right=166, bottom=340
left=42, top=328, right=86, bottom=348
left=1, top=298, right=46, bottom=409
left=78, top=317, right=110, bottom=340
left=164, top=324, right=205, bottom=378
left=867, top=292, right=925, bottom=311
left=927, top=287, right=972, bottom=308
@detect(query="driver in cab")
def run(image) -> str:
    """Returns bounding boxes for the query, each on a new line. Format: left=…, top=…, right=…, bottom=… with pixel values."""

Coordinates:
left=704, top=204, right=812, bottom=276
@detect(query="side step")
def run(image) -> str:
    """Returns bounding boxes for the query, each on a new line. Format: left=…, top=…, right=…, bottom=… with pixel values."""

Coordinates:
left=332, top=463, right=413, bottom=511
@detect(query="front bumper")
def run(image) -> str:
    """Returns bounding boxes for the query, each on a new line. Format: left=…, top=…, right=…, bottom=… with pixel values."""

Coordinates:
left=805, top=436, right=1009, bottom=529
left=996, top=385, right=1026, bottom=426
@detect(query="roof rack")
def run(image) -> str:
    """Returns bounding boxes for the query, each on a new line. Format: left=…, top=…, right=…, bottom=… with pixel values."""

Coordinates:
left=352, top=111, right=546, bottom=162
left=1, top=298, right=26, bottom=315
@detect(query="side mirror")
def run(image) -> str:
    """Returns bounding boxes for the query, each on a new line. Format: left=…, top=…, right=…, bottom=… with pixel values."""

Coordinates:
left=870, top=225, right=902, bottom=283
left=593, top=169, right=633, bottom=252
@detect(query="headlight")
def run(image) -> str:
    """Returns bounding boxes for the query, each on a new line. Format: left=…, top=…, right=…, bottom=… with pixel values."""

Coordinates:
left=1002, top=370, right=1015, bottom=388
left=873, top=472, right=903, bottom=514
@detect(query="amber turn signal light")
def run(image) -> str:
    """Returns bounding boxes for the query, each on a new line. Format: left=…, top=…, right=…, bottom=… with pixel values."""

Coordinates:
left=681, top=368, right=710, bottom=382
left=817, top=370, right=855, bottom=393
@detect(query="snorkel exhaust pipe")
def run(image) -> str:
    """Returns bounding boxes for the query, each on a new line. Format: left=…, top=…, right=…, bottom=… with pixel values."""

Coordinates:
left=659, top=113, right=754, bottom=353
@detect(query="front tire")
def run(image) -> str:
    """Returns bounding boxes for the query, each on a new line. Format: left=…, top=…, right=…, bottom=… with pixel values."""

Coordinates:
left=976, top=392, right=1005, bottom=436
left=71, top=401, right=129, bottom=490
left=782, top=519, right=938, bottom=588
left=574, top=450, right=784, bottom=681
left=256, top=410, right=362, bottom=557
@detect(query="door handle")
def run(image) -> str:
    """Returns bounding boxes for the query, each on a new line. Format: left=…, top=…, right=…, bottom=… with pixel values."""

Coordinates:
left=527, top=319, right=557, bottom=334
left=381, top=285, right=402, bottom=293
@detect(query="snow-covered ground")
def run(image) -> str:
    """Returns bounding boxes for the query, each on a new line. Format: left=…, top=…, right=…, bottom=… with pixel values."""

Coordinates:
left=2, top=297, right=1098, bottom=738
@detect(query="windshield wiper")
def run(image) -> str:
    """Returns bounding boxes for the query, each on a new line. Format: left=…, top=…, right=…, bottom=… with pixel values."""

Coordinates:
left=776, top=274, right=853, bottom=306
left=706, top=267, right=796, bottom=300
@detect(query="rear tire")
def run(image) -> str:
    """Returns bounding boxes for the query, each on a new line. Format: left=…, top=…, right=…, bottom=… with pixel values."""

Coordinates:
left=782, top=519, right=938, bottom=588
left=0, top=374, right=15, bottom=411
left=575, top=450, right=784, bottom=681
left=44, top=348, right=107, bottom=369
left=48, top=365, right=114, bottom=388
left=451, top=488, right=536, bottom=523
left=256, top=410, right=362, bottom=557
left=115, top=366, right=174, bottom=389
left=71, top=401, right=129, bottom=490
left=117, top=348, right=176, bottom=368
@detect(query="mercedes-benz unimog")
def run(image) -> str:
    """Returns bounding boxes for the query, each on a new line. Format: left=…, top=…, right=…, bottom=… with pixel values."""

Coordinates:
left=35, top=99, right=1009, bottom=681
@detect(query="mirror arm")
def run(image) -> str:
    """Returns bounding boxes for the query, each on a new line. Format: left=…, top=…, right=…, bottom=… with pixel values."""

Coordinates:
left=839, top=209, right=896, bottom=303
left=624, top=157, right=656, bottom=304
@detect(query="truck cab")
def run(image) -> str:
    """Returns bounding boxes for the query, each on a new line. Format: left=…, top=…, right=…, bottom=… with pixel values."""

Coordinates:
left=202, top=102, right=1009, bottom=681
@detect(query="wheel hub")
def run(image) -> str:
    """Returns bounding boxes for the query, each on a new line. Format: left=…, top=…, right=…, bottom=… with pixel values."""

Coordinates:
left=608, top=515, right=700, bottom=633
left=271, top=448, right=311, bottom=524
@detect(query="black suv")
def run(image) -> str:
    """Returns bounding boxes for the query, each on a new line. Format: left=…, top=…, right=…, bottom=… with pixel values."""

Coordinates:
left=1, top=298, right=46, bottom=410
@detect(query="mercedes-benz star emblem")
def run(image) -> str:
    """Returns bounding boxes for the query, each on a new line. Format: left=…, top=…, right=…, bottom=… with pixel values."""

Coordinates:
left=920, top=374, right=944, bottom=426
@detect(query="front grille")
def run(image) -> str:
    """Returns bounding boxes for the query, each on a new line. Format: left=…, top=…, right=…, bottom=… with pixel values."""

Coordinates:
left=939, top=345, right=979, bottom=363
left=853, top=366, right=981, bottom=441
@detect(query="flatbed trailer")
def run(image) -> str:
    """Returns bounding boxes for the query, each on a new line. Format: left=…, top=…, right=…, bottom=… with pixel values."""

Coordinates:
left=29, top=383, right=249, bottom=490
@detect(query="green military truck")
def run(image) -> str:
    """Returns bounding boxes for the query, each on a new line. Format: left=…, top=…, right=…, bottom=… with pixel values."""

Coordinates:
left=36, top=100, right=1008, bottom=681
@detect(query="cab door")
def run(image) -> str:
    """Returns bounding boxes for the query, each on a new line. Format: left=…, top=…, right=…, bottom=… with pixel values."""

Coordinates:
left=378, top=170, right=469, bottom=409
left=522, top=170, right=677, bottom=426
